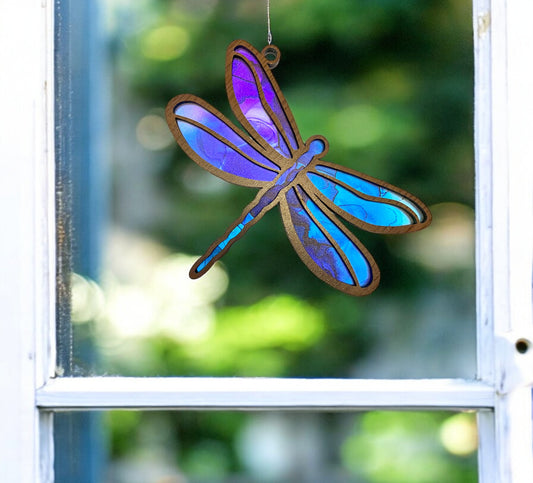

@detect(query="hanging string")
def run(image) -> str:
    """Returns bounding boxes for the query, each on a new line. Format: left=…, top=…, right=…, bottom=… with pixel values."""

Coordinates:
left=267, top=0, right=272, bottom=45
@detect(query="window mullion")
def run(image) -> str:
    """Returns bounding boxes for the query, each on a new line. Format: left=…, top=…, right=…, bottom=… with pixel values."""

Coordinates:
left=475, top=0, right=533, bottom=481
left=0, top=1, right=55, bottom=482
left=36, top=377, right=494, bottom=411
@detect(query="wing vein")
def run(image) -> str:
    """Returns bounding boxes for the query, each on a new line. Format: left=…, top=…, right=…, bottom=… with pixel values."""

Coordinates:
left=175, top=115, right=281, bottom=174
left=234, top=52, right=297, bottom=159
left=294, top=184, right=359, bottom=287
left=309, top=169, right=419, bottom=223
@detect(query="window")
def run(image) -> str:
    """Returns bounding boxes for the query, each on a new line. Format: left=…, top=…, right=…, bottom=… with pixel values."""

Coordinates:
left=1, top=0, right=532, bottom=481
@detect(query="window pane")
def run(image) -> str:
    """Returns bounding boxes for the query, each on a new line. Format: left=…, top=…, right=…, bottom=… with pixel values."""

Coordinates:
left=57, top=0, right=475, bottom=378
left=54, top=410, right=478, bottom=482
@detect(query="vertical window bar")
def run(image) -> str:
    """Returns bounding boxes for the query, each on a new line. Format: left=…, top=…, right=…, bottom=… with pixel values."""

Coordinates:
left=0, top=0, right=55, bottom=481
left=474, top=0, right=533, bottom=480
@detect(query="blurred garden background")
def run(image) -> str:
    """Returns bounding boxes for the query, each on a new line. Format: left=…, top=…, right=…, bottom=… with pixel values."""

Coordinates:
left=55, top=0, right=477, bottom=481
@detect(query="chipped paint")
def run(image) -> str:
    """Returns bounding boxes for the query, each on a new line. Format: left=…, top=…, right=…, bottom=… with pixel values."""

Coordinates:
left=478, top=11, right=491, bottom=38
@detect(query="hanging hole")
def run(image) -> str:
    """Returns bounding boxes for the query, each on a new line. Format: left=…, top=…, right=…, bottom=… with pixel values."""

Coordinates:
left=515, top=338, right=530, bottom=354
left=261, top=45, right=281, bottom=69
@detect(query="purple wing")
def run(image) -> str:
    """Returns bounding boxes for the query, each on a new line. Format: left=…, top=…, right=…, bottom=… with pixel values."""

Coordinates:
left=280, top=184, right=379, bottom=296
left=306, top=162, right=432, bottom=234
left=166, top=95, right=281, bottom=187
left=226, top=40, right=303, bottom=162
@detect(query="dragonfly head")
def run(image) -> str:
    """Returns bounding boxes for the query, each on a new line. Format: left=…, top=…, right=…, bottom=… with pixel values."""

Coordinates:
left=306, top=135, right=329, bottom=159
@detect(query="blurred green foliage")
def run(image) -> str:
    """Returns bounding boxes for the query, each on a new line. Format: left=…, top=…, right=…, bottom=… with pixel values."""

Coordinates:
left=342, top=412, right=478, bottom=482
left=104, top=409, right=477, bottom=482
left=105, top=0, right=475, bottom=376
left=98, top=0, right=477, bottom=480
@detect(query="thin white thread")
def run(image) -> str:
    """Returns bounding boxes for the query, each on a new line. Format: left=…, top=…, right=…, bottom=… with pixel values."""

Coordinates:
left=267, top=0, right=272, bottom=44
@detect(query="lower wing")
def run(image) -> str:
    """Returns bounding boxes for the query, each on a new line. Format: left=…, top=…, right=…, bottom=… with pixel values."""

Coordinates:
left=305, top=162, right=431, bottom=234
left=280, top=184, right=380, bottom=296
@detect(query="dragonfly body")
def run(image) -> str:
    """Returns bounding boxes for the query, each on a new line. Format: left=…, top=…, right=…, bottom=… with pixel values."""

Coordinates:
left=192, top=137, right=327, bottom=276
left=166, top=40, right=431, bottom=295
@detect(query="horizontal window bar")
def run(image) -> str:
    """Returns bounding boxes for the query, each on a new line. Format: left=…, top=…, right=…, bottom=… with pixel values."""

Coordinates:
left=36, top=377, right=495, bottom=411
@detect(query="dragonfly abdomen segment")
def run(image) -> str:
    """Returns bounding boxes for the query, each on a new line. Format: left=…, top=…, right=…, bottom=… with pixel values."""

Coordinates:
left=191, top=137, right=327, bottom=278
left=193, top=212, right=255, bottom=274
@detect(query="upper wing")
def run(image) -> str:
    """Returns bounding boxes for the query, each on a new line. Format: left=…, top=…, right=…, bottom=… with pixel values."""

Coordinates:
left=226, top=40, right=303, bottom=162
left=305, top=162, right=432, bottom=234
left=166, top=94, right=281, bottom=187
left=280, top=184, right=380, bottom=296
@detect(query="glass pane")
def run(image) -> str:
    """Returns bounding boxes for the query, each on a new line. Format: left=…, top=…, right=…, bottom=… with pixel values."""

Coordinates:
left=57, top=0, right=475, bottom=378
left=54, top=410, right=478, bottom=482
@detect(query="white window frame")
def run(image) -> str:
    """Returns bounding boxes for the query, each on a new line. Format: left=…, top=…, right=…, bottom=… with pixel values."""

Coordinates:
left=1, top=0, right=532, bottom=481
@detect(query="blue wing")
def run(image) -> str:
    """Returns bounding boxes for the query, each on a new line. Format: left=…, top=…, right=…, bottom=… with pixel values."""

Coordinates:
left=280, top=184, right=379, bottom=295
left=226, top=40, right=303, bottom=161
left=166, top=95, right=282, bottom=187
left=306, top=162, right=431, bottom=234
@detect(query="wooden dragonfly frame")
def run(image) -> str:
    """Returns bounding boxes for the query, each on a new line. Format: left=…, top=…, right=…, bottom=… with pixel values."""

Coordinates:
left=166, top=40, right=431, bottom=296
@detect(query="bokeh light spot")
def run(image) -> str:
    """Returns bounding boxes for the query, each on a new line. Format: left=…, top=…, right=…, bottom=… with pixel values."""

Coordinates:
left=141, top=25, right=190, bottom=61
left=101, top=230, right=228, bottom=343
left=440, top=413, right=478, bottom=456
left=136, top=114, right=174, bottom=151
left=398, top=202, right=475, bottom=271
left=71, top=273, right=105, bottom=324
left=329, top=104, right=386, bottom=148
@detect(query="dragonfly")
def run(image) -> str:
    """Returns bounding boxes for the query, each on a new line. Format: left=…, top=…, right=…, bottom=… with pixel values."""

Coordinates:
left=165, top=40, right=431, bottom=296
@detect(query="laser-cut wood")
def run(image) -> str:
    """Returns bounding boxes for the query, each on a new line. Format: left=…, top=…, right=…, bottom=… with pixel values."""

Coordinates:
left=166, top=39, right=431, bottom=295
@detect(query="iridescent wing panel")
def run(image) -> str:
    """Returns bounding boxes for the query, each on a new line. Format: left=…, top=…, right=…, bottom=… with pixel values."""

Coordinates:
left=166, top=95, right=281, bottom=187
left=280, top=184, right=379, bottom=295
left=227, top=40, right=302, bottom=161
left=306, top=162, right=431, bottom=233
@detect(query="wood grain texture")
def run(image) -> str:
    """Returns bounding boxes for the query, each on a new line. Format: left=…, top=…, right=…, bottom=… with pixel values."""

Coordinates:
left=166, top=40, right=431, bottom=295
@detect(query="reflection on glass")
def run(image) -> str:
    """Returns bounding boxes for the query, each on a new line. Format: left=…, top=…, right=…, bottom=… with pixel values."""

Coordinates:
left=54, top=411, right=478, bottom=483
left=63, top=0, right=475, bottom=377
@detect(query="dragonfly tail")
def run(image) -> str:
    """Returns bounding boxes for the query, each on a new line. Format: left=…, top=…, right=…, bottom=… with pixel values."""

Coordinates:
left=189, top=182, right=281, bottom=279
left=189, top=207, right=262, bottom=279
